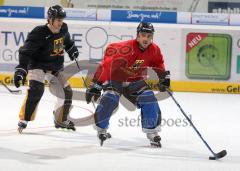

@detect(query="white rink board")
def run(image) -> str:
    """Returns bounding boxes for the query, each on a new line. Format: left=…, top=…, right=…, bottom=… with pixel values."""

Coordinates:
left=0, top=18, right=240, bottom=83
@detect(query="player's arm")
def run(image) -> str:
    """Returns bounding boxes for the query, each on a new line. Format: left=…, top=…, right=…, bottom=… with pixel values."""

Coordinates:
left=63, top=23, right=79, bottom=60
left=86, top=44, right=127, bottom=103
left=85, top=45, right=113, bottom=103
left=14, top=27, right=43, bottom=87
left=152, top=46, right=170, bottom=91
left=92, top=44, right=120, bottom=83
left=17, top=27, right=44, bottom=71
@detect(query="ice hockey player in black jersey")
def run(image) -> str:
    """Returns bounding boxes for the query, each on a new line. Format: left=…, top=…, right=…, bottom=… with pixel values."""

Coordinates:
left=14, top=5, right=79, bottom=133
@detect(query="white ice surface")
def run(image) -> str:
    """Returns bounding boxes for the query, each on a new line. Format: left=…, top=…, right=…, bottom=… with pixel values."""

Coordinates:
left=0, top=86, right=239, bottom=171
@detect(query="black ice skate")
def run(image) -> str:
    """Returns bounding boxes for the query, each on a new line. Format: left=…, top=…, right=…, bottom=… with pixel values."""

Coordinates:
left=98, top=132, right=112, bottom=146
left=17, top=121, right=27, bottom=134
left=150, top=135, right=161, bottom=148
left=54, top=120, right=76, bottom=131
left=147, top=133, right=161, bottom=148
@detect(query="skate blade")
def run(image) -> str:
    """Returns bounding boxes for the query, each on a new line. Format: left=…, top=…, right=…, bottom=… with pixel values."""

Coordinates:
left=99, top=133, right=111, bottom=146
left=100, top=140, right=104, bottom=146
left=99, top=136, right=107, bottom=146
left=71, top=127, right=76, bottom=131
left=55, top=125, right=76, bottom=131
left=17, top=127, right=23, bottom=134
left=55, top=127, right=76, bottom=131
left=106, top=133, right=111, bottom=139
left=150, top=142, right=162, bottom=148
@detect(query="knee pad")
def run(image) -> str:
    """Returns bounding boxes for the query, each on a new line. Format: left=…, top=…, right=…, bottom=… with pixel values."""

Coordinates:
left=97, top=91, right=119, bottom=113
left=95, top=91, right=120, bottom=129
left=137, top=90, right=158, bottom=107
left=28, top=80, right=45, bottom=99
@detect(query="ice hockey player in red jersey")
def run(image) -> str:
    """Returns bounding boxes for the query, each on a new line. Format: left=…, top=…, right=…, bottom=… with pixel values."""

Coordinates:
left=14, top=5, right=79, bottom=133
left=85, top=22, right=170, bottom=147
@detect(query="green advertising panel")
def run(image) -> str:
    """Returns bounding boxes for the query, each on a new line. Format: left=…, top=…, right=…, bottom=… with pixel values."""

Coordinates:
left=237, top=55, right=240, bottom=73
left=186, top=33, right=232, bottom=80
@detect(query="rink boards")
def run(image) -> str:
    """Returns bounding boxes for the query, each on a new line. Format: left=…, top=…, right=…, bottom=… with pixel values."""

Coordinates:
left=1, top=72, right=240, bottom=94
left=0, top=18, right=240, bottom=94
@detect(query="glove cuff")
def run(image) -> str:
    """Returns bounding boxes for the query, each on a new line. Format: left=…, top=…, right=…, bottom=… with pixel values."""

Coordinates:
left=90, top=81, right=102, bottom=91
left=15, top=67, right=28, bottom=75
left=158, top=70, right=170, bottom=79
left=66, top=44, right=74, bottom=53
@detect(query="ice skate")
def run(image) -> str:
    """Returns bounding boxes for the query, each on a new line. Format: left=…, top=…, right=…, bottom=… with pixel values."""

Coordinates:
left=98, top=131, right=111, bottom=146
left=54, top=120, right=76, bottom=131
left=147, top=132, right=161, bottom=148
left=17, top=120, right=27, bottom=134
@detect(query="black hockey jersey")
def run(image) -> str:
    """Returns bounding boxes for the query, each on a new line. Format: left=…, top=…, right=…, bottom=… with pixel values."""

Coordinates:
left=17, top=22, right=75, bottom=71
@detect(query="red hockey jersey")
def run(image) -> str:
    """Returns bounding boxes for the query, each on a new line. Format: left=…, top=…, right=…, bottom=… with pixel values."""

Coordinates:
left=93, top=39, right=166, bottom=83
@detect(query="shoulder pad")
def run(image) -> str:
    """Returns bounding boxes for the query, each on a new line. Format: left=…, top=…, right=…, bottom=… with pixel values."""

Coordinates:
left=61, top=22, right=68, bottom=34
left=151, top=42, right=160, bottom=50
left=28, top=25, right=49, bottom=40
left=31, top=25, right=48, bottom=34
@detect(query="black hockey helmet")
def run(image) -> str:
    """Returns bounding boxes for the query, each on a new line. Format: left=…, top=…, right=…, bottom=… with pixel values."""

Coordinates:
left=47, top=5, right=66, bottom=19
left=137, top=22, right=154, bottom=34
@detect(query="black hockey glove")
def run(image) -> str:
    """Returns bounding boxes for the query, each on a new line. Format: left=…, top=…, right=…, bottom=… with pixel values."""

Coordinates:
left=158, top=70, right=170, bottom=92
left=14, top=68, right=27, bottom=88
left=85, top=82, right=102, bottom=104
left=66, top=45, right=79, bottom=61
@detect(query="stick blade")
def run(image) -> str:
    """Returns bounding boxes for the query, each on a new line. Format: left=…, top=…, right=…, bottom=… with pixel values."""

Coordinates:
left=209, top=150, right=227, bottom=160
left=11, top=90, right=22, bottom=94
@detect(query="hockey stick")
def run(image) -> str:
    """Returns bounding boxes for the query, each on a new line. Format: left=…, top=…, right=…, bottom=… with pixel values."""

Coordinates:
left=74, top=59, right=112, bottom=146
left=74, top=58, right=96, bottom=109
left=0, top=81, right=22, bottom=94
left=166, top=89, right=227, bottom=160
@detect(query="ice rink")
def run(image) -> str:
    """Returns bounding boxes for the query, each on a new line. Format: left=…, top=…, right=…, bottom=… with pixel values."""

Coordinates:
left=0, top=85, right=239, bottom=171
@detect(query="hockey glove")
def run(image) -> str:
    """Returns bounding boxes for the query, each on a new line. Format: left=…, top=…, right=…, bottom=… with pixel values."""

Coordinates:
left=158, top=70, right=170, bottom=92
left=14, top=68, right=27, bottom=88
left=85, top=82, right=102, bottom=104
left=66, top=45, right=79, bottom=61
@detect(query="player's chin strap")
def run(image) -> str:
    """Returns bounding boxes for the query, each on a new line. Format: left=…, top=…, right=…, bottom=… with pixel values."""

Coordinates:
left=166, top=88, right=227, bottom=160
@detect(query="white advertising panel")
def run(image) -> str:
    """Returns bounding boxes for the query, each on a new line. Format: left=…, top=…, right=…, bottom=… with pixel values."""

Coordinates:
left=191, top=13, right=229, bottom=25
left=1, top=18, right=240, bottom=93
left=0, top=18, right=182, bottom=74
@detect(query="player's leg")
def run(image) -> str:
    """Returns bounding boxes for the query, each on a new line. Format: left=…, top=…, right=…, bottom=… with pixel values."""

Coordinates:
left=18, top=69, right=45, bottom=133
left=95, top=90, right=120, bottom=145
left=124, top=80, right=162, bottom=147
left=138, top=90, right=162, bottom=147
left=95, top=81, right=122, bottom=145
left=50, top=70, right=75, bottom=131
